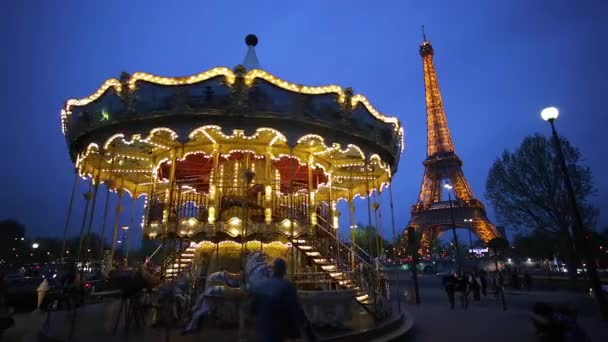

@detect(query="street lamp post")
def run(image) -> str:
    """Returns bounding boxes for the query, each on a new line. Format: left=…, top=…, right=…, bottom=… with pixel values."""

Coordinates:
left=444, top=183, right=461, bottom=273
left=541, top=106, right=608, bottom=318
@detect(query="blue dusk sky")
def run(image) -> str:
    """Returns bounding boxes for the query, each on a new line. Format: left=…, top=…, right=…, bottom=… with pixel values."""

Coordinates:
left=0, top=0, right=606, bottom=246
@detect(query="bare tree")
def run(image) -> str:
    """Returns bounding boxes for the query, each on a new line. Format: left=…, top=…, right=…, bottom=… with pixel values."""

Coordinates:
left=485, top=134, right=597, bottom=281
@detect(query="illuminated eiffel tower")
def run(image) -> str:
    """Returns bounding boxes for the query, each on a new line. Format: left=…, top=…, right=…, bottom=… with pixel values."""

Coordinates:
left=406, top=34, right=502, bottom=252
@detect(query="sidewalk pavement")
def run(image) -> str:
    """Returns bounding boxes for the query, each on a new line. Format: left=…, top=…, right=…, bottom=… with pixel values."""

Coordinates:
left=398, top=301, right=608, bottom=342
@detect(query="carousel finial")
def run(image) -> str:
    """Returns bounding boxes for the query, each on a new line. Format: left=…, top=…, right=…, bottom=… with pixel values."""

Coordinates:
left=243, top=34, right=260, bottom=70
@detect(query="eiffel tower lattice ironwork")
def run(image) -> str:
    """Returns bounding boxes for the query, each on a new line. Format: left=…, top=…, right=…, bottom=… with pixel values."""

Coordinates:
left=406, top=36, right=502, bottom=251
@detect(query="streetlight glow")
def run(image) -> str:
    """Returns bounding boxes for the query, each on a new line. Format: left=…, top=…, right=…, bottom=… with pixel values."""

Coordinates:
left=443, top=183, right=453, bottom=190
left=541, top=107, right=559, bottom=121
left=32, top=243, right=39, bottom=249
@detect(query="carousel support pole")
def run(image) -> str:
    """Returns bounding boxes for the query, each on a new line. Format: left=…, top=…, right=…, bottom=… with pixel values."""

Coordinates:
left=288, top=148, right=296, bottom=280
left=161, top=148, right=178, bottom=278
left=61, top=169, right=79, bottom=260
left=175, top=185, right=183, bottom=274
left=349, top=200, right=356, bottom=272
left=76, top=180, right=93, bottom=261
left=98, top=156, right=115, bottom=263
left=142, top=167, right=158, bottom=240
left=264, top=148, right=273, bottom=249
left=109, top=187, right=125, bottom=269
left=307, top=154, right=314, bottom=237
left=348, top=167, right=355, bottom=273
left=81, top=170, right=101, bottom=269
left=364, top=161, right=373, bottom=257
left=125, top=192, right=137, bottom=267
left=208, top=146, right=221, bottom=270
left=372, top=172, right=383, bottom=258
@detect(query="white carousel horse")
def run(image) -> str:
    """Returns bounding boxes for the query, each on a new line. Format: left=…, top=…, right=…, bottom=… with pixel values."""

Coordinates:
left=182, top=251, right=271, bottom=334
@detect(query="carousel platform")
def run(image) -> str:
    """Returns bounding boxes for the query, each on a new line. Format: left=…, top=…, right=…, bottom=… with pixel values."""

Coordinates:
left=34, top=300, right=412, bottom=342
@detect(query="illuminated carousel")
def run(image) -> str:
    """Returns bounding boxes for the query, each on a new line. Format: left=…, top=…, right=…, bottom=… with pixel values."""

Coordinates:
left=54, top=35, right=408, bottom=339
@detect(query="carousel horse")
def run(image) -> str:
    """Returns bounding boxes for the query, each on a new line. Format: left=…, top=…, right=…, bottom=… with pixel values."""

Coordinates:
left=182, top=251, right=271, bottom=334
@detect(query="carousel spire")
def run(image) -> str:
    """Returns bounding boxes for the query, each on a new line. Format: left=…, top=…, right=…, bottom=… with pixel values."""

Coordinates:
left=243, top=34, right=260, bottom=70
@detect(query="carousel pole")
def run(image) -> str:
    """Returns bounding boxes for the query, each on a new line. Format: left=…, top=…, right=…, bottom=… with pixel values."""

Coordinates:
left=98, top=155, right=115, bottom=263
left=162, top=148, right=178, bottom=278
left=348, top=167, right=355, bottom=272
left=76, top=178, right=93, bottom=265
left=288, top=148, right=297, bottom=280
left=327, top=167, right=335, bottom=265
left=349, top=200, right=356, bottom=272
left=125, top=190, right=137, bottom=267
left=109, top=186, right=124, bottom=270
left=364, top=161, right=373, bottom=257
left=372, top=171, right=384, bottom=258
left=61, top=169, right=79, bottom=260
left=307, top=154, right=314, bottom=237
left=142, top=167, right=158, bottom=240
left=263, top=148, right=273, bottom=250
left=212, top=148, right=221, bottom=270
left=81, top=167, right=102, bottom=268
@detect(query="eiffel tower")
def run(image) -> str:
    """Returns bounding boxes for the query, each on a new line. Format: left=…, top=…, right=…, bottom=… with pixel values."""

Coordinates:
left=406, top=34, right=502, bottom=251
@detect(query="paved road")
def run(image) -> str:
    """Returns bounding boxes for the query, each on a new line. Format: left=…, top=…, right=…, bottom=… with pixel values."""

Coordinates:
left=390, top=271, right=608, bottom=341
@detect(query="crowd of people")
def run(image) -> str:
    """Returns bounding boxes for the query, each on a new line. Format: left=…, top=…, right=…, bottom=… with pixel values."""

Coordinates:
left=441, top=268, right=535, bottom=309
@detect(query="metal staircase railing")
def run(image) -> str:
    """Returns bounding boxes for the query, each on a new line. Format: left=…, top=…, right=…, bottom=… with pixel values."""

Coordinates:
left=288, top=216, right=390, bottom=320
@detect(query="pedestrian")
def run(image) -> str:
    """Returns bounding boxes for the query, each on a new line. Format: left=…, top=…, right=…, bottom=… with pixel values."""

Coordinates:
left=469, top=272, right=481, bottom=301
left=479, top=269, right=488, bottom=297
left=0, top=273, right=15, bottom=337
left=250, top=258, right=317, bottom=342
left=511, top=269, right=520, bottom=290
left=524, top=271, right=532, bottom=290
left=455, top=273, right=468, bottom=309
left=442, top=274, right=456, bottom=309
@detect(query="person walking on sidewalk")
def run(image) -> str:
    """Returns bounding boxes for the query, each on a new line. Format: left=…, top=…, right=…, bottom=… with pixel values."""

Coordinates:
left=442, top=273, right=457, bottom=309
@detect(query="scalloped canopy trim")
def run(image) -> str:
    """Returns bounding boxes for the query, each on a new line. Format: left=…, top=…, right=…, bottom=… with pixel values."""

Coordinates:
left=61, top=67, right=401, bottom=134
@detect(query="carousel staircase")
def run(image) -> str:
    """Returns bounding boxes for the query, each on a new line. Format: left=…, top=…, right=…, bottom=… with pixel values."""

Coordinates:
left=164, top=245, right=196, bottom=279
left=290, top=237, right=380, bottom=318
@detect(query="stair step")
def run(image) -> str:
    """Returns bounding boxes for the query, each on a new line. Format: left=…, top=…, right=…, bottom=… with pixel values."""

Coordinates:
left=356, top=294, right=369, bottom=302
left=298, top=245, right=313, bottom=251
left=312, top=258, right=330, bottom=264
left=181, top=253, right=195, bottom=257
left=321, top=265, right=337, bottom=271
left=293, top=239, right=307, bottom=244
left=305, top=251, right=321, bottom=257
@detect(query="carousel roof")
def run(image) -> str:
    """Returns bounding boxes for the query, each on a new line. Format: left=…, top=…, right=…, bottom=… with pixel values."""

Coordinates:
left=61, top=35, right=404, bottom=174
